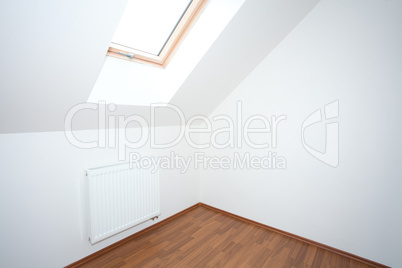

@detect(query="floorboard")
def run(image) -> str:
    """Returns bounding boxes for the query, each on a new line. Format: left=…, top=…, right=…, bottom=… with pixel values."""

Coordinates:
left=74, top=206, right=379, bottom=267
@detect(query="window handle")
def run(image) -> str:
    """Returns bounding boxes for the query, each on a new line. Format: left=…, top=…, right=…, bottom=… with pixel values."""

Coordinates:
left=118, top=51, right=135, bottom=59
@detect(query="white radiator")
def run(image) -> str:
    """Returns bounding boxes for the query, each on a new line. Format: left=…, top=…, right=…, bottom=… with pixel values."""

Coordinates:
left=85, top=163, right=160, bottom=244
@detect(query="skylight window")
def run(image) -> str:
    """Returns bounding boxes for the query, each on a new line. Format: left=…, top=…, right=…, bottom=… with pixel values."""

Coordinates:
left=107, top=0, right=208, bottom=67
left=90, top=0, right=246, bottom=105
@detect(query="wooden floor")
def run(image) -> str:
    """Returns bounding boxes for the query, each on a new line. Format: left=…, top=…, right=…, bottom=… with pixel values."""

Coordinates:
left=77, top=206, right=376, bottom=268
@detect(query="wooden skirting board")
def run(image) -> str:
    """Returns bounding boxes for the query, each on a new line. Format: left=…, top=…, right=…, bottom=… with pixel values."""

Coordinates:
left=65, top=203, right=389, bottom=268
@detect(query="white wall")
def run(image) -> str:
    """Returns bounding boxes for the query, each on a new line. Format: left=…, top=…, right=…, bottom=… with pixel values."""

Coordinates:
left=0, top=126, right=199, bottom=268
left=199, top=0, right=402, bottom=267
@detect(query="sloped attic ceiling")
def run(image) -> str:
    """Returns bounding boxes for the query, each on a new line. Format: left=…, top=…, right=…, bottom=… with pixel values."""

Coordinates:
left=0, top=0, right=320, bottom=133
left=0, top=0, right=127, bottom=133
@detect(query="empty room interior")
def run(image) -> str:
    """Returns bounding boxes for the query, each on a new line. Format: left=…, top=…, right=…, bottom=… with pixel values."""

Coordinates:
left=1, top=0, right=401, bottom=267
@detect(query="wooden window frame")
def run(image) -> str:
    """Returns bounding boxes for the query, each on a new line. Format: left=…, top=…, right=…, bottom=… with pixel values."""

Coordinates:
left=107, top=0, right=209, bottom=68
